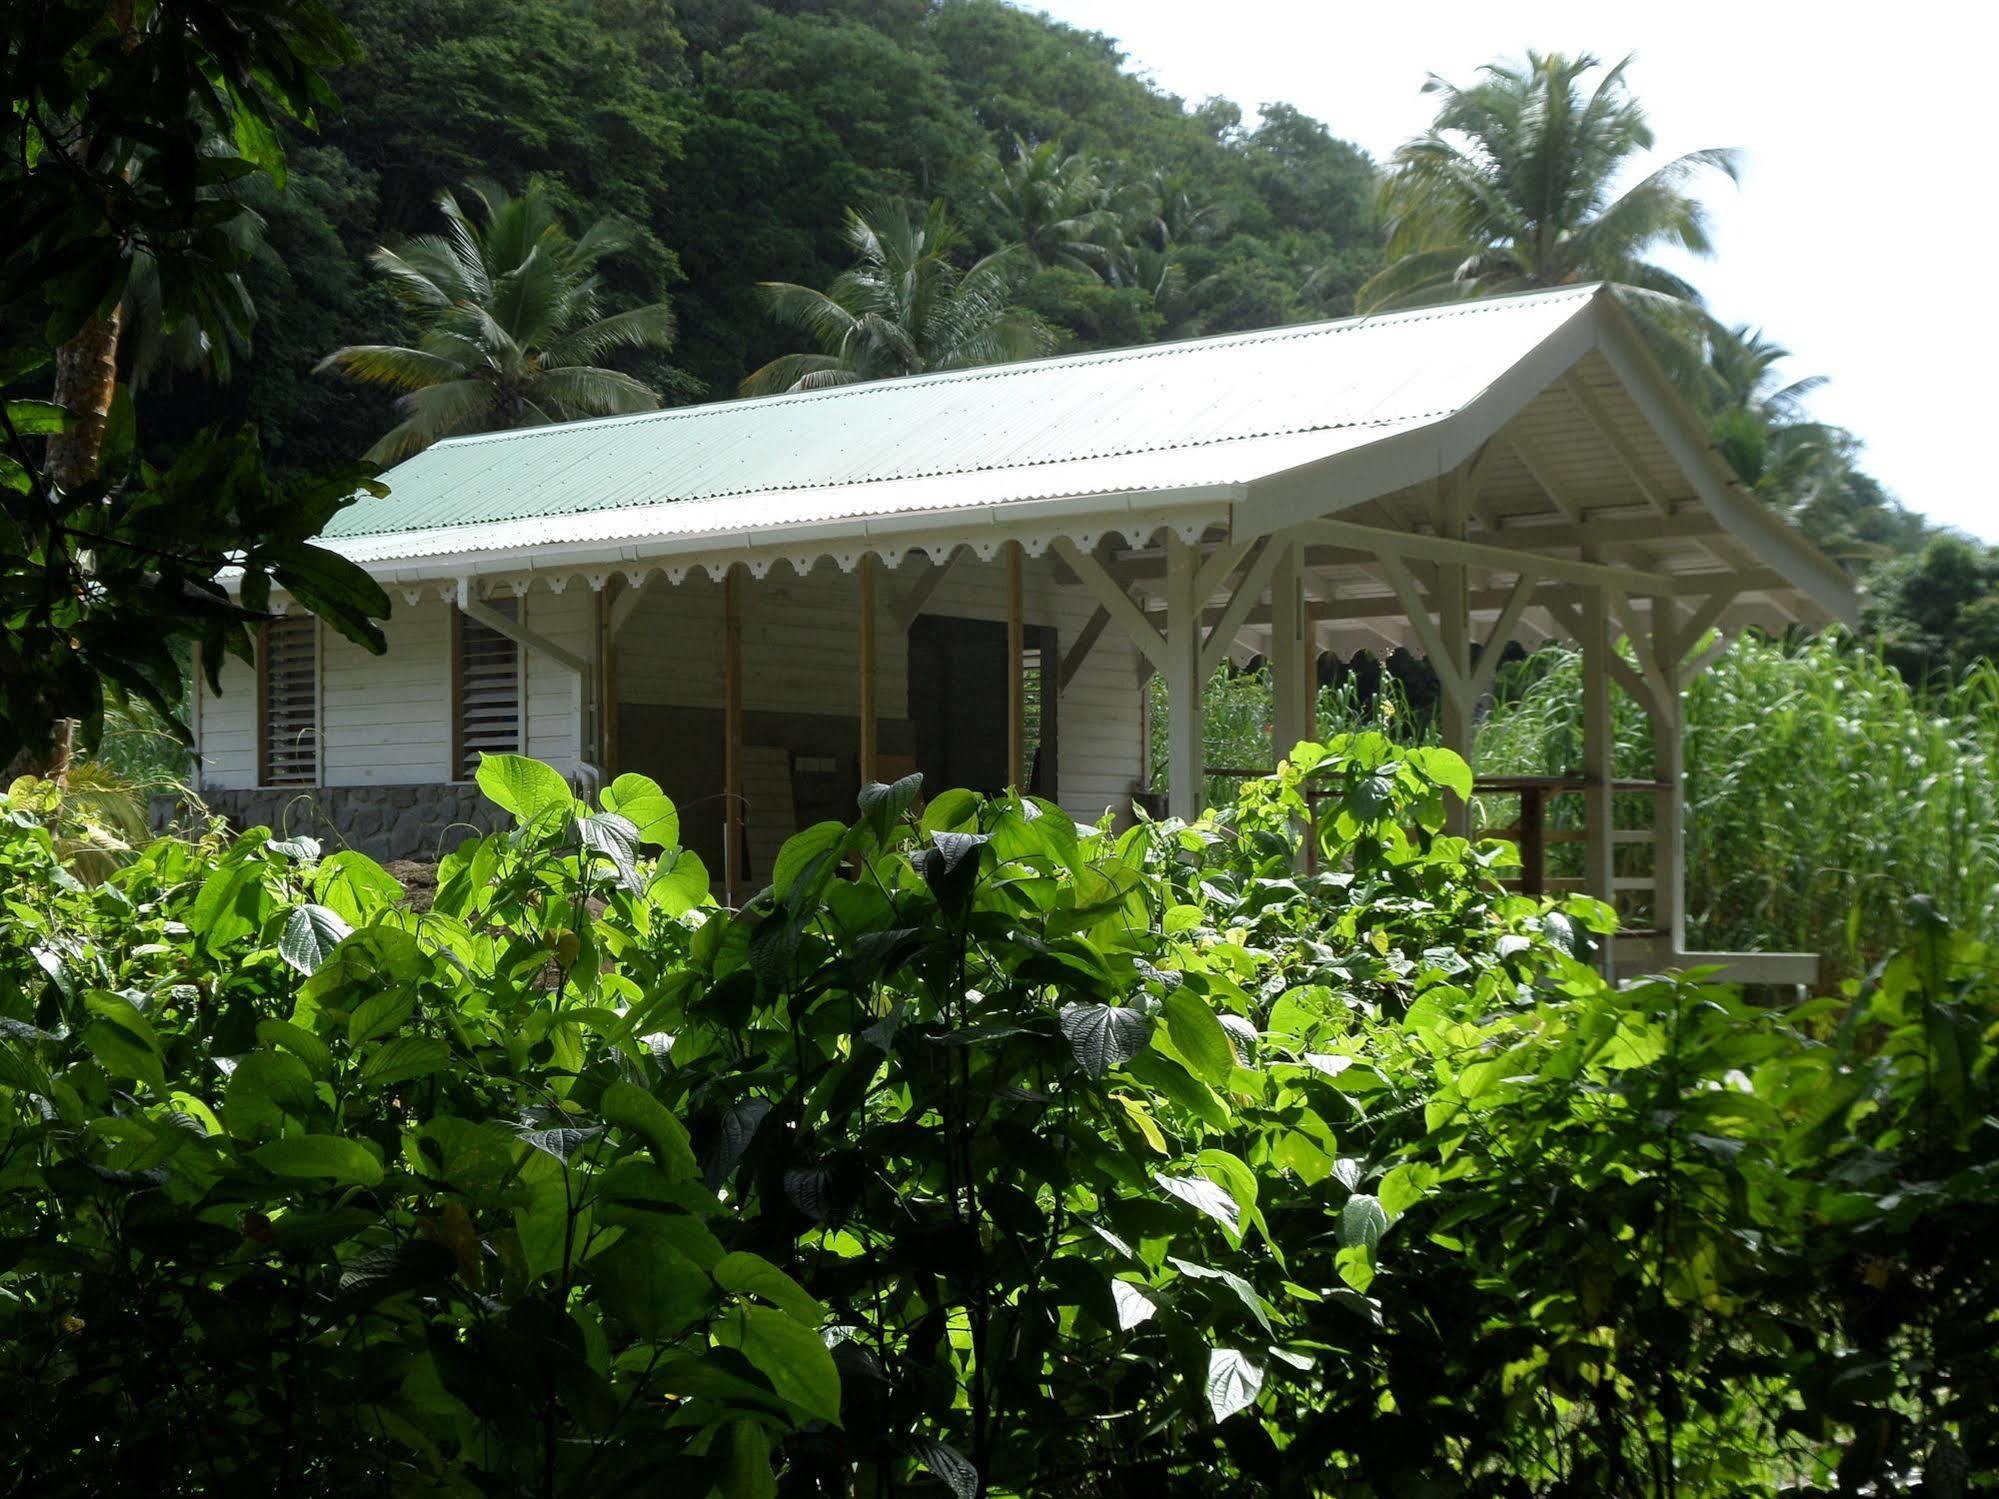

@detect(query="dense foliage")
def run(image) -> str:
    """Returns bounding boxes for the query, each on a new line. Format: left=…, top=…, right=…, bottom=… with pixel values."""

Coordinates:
left=3, top=746, right=1994, bottom=1495
left=1166, top=634, right=1999, bottom=978
left=1, top=0, right=393, bottom=764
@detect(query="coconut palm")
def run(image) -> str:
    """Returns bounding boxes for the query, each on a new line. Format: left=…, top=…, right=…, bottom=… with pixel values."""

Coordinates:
left=319, top=180, right=682, bottom=462
left=740, top=200, right=1053, bottom=396
left=989, top=138, right=1125, bottom=277
left=1358, top=52, right=1738, bottom=314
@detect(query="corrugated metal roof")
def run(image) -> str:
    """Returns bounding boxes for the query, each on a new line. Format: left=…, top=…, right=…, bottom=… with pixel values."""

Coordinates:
left=327, top=284, right=1604, bottom=553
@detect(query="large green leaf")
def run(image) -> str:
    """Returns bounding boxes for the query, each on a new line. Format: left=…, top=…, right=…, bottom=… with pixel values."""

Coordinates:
left=1155, top=1171, right=1241, bottom=1237
left=254, top=1135, right=384, bottom=1188
left=1058, top=1002, right=1154, bottom=1077
left=361, top=1035, right=451, bottom=1088
left=601, top=1080, right=698, bottom=1179
left=1206, top=1347, right=1263, bottom=1422
left=1162, top=990, right=1236, bottom=1087
left=280, top=903, right=352, bottom=975
left=772, top=821, right=847, bottom=902
left=475, top=753, right=573, bottom=823
left=313, top=851, right=403, bottom=925
left=714, top=1305, right=841, bottom=1426
left=714, top=1251, right=827, bottom=1325
left=602, top=774, right=680, bottom=848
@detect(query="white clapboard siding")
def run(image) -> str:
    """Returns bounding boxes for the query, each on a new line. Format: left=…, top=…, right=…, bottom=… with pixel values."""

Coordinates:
left=322, top=596, right=452, bottom=787
left=199, top=647, right=261, bottom=790
left=524, top=587, right=594, bottom=769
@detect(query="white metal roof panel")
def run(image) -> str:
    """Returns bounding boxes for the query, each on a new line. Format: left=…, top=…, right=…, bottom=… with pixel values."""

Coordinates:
left=326, top=285, right=1604, bottom=554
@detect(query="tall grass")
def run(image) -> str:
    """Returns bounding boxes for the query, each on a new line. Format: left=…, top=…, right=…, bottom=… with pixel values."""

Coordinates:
left=1153, top=637, right=1999, bottom=979
left=1476, top=635, right=1999, bottom=976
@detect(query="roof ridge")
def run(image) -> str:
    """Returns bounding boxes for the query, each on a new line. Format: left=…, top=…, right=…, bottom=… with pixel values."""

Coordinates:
left=419, top=282, right=1607, bottom=454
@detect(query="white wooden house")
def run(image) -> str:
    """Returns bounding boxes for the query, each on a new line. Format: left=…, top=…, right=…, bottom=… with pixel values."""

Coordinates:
left=197, top=285, right=1857, bottom=981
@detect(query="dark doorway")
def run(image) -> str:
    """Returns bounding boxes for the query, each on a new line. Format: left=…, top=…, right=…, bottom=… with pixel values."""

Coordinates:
left=907, top=614, right=1057, bottom=800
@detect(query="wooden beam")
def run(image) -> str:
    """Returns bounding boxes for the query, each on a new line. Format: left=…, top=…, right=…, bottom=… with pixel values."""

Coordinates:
left=1193, top=538, right=1253, bottom=609
left=608, top=571, right=652, bottom=635
left=723, top=565, right=744, bottom=904
left=1671, top=588, right=1739, bottom=669
left=1470, top=510, right=1723, bottom=550
left=1469, top=569, right=1543, bottom=700
left=1268, top=541, right=1312, bottom=762
left=1006, top=540, right=1024, bottom=791
left=1374, top=555, right=1468, bottom=700
left=858, top=553, right=878, bottom=785
left=1294, top=518, right=1677, bottom=596
left=1059, top=607, right=1110, bottom=692
left=1540, top=596, right=1664, bottom=721
left=1052, top=537, right=1168, bottom=675
left=1507, top=430, right=1584, bottom=523
left=458, top=581, right=590, bottom=677
left=1580, top=580, right=1616, bottom=970
left=1564, top=371, right=1671, bottom=515
left=892, top=546, right=961, bottom=632
left=1164, top=532, right=1204, bottom=820
left=1199, top=536, right=1286, bottom=676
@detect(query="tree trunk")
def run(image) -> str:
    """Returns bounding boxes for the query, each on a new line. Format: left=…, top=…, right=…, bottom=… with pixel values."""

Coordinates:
left=46, top=308, right=122, bottom=493
left=39, top=305, right=124, bottom=778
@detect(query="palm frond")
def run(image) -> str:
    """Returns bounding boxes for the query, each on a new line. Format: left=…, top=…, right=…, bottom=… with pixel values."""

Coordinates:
left=315, top=344, right=467, bottom=391
left=366, top=379, right=500, bottom=462
left=530, top=365, right=662, bottom=416
left=739, top=353, right=851, bottom=397
left=543, top=303, right=678, bottom=367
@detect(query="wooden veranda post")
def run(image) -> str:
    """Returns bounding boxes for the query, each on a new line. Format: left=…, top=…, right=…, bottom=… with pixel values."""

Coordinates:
left=1580, top=576, right=1617, bottom=967
left=1650, top=599, right=1687, bottom=952
left=1269, top=540, right=1312, bottom=763
left=858, top=554, right=878, bottom=785
left=723, top=565, right=745, bottom=905
left=1164, top=532, right=1205, bottom=820
left=1006, top=541, right=1025, bottom=789
left=1437, top=473, right=1474, bottom=836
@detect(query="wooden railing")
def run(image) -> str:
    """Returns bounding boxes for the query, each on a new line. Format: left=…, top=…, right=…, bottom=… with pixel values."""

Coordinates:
left=1197, top=768, right=1669, bottom=936
left=1470, top=775, right=1670, bottom=937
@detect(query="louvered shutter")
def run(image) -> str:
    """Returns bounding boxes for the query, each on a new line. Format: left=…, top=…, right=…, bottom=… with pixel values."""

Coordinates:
left=259, top=615, right=319, bottom=786
left=455, top=601, right=522, bottom=777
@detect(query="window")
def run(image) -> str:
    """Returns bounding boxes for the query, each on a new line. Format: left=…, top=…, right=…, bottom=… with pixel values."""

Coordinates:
left=453, top=599, right=522, bottom=778
left=258, top=614, right=319, bottom=786
left=1019, top=640, right=1053, bottom=794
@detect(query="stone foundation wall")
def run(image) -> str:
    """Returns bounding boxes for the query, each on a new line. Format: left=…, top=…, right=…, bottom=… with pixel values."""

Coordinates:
left=197, top=782, right=505, bottom=863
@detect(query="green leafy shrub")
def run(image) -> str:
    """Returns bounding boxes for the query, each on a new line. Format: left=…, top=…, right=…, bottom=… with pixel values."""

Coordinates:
left=1, top=740, right=1994, bottom=1496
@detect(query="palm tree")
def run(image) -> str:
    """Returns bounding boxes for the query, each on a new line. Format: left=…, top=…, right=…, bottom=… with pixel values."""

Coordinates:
left=740, top=200, right=1053, bottom=396
left=989, top=138, right=1125, bottom=277
left=319, top=180, right=682, bottom=462
left=1358, top=53, right=1738, bottom=314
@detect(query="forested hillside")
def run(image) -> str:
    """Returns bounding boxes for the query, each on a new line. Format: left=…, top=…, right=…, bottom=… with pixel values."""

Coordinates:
left=123, top=0, right=1981, bottom=655
left=143, top=0, right=1377, bottom=473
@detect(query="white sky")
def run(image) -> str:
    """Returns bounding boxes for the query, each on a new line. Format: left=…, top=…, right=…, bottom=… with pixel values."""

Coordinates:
left=1027, top=0, right=1998, bottom=541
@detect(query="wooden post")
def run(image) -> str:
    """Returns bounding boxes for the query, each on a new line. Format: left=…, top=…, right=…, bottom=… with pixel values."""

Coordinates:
left=1518, top=785, right=1548, bottom=898
left=1437, top=473, right=1474, bottom=835
left=1581, top=575, right=1616, bottom=970
left=1651, top=598, right=1687, bottom=954
left=1269, top=539, right=1311, bottom=764
left=858, top=554, right=878, bottom=785
left=1006, top=541, right=1025, bottom=789
left=722, top=565, right=745, bottom=905
left=1164, top=532, right=1205, bottom=820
